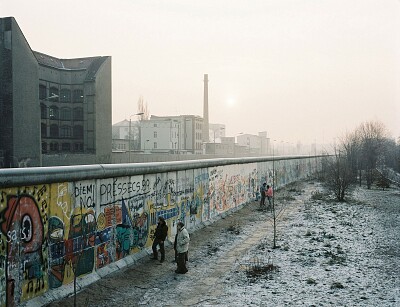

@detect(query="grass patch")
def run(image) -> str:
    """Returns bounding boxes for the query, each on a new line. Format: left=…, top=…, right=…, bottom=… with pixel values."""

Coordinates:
left=310, top=191, right=326, bottom=201
left=227, top=221, right=241, bottom=235
left=242, top=257, right=278, bottom=281
left=325, top=250, right=346, bottom=265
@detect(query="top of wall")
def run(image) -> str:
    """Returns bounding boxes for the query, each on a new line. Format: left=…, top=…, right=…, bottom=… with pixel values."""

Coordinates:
left=0, top=155, right=317, bottom=188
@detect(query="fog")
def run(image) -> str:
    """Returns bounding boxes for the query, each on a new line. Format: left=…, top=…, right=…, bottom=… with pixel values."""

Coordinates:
left=3, top=0, right=399, bottom=144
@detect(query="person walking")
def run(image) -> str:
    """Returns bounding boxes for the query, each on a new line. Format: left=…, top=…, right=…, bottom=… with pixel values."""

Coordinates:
left=175, top=221, right=190, bottom=274
left=151, top=216, right=168, bottom=263
left=259, top=183, right=267, bottom=209
left=266, top=185, right=273, bottom=210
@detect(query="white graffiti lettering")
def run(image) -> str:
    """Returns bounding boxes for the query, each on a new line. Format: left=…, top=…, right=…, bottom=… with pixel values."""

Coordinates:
left=57, top=183, right=70, bottom=220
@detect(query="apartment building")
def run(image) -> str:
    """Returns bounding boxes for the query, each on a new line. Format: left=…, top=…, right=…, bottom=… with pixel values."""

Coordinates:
left=0, top=17, right=111, bottom=167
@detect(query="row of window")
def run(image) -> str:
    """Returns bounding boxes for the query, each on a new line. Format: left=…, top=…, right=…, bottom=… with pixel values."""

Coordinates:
left=41, top=124, right=83, bottom=139
left=41, top=104, right=83, bottom=121
left=39, top=85, right=84, bottom=103
left=42, top=142, right=84, bottom=153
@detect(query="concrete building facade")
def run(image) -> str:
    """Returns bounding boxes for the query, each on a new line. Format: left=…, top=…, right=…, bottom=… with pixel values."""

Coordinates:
left=0, top=17, right=112, bottom=167
left=112, top=119, right=141, bottom=152
left=236, top=132, right=269, bottom=156
left=141, top=115, right=203, bottom=154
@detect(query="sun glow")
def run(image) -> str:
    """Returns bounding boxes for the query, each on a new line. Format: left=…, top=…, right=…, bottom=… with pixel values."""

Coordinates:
left=226, top=97, right=235, bottom=107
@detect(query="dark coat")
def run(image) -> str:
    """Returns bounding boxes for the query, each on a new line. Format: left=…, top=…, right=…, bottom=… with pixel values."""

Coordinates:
left=154, top=222, right=168, bottom=241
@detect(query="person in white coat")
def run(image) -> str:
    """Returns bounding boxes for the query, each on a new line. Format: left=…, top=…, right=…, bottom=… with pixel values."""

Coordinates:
left=175, top=221, right=190, bottom=274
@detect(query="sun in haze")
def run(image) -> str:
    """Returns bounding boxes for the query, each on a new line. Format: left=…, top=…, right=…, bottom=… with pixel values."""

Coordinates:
left=226, top=97, right=236, bottom=107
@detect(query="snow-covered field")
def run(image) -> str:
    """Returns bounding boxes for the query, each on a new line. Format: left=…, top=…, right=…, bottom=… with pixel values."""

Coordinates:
left=211, top=182, right=400, bottom=307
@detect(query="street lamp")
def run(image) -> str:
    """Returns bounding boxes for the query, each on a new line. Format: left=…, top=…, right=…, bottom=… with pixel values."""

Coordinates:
left=272, top=139, right=277, bottom=248
left=129, top=112, right=144, bottom=163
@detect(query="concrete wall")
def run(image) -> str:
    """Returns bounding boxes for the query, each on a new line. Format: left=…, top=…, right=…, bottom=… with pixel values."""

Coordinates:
left=0, top=156, right=320, bottom=306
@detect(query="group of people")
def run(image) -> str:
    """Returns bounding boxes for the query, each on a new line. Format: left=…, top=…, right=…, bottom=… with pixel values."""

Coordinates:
left=151, top=217, right=190, bottom=274
left=151, top=183, right=271, bottom=273
left=260, top=182, right=273, bottom=210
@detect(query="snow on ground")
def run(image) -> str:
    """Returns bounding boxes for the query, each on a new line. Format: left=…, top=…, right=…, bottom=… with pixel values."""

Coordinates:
left=209, top=182, right=400, bottom=307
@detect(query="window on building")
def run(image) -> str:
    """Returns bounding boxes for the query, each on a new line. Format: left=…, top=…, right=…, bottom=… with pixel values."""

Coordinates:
left=73, top=107, right=83, bottom=120
left=61, top=143, right=71, bottom=151
left=154, top=123, right=157, bottom=127
left=41, top=104, right=47, bottom=119
left=154, top=142, right=157, bottom=149
left=60, top=89, right=71, bottom=103
left=60, top=108, right=72, bottom=120
left=73, top=125, right=83, bottom=138
left=50, top=124, right=59, bottom=137
left=50, top=142, right=59, bottom=152
left=73, top=89, right=84, bottom=103
left=41, top=142, right=47, bottom=153
left=49, top=106, right=59, bottom=120
left=60, top=126, right=72, bottom=138
left=41, top=123, right=47, bottom=137
left=74, top=143, right=83, bottom=152
left=154, top=131, right=157, bottom=138
left=39, top=85, right=47, bottom=100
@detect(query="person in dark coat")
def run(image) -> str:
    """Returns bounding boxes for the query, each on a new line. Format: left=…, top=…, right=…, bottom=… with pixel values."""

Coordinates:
left=151, top=216, right=168, bottom=263
left=260, top=182, right=267, bottom=209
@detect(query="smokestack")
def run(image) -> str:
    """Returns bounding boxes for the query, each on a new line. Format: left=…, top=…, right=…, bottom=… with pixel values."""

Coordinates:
left=202, top=74, right=209, bottom=142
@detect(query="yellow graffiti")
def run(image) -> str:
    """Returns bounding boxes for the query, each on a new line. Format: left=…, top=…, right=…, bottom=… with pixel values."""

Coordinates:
left=97, top=213, right=106, bottom=231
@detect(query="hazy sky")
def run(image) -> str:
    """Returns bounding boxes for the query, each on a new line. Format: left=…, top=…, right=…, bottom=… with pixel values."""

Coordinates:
left=2, top=0, right=399, bottom=144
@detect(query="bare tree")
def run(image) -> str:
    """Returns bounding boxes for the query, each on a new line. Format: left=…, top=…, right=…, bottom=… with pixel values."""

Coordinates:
left=339, top=131, right=360, bottom=184
left=322, top=147, right=354, bottom=201
left=381, top=137, right=399, bottom=172
left=137, top=95, right=150, bottom=120
left=356, top=121, right=388, bottom=189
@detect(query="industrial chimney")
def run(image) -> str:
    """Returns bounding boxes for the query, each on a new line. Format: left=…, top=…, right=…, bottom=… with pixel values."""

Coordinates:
left=202, top=74, right=209, bottom=142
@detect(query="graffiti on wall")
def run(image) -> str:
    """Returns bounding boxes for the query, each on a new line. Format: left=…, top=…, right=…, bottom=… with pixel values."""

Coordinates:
left=0, top=157, right=319, bottom=306
left=194, top=168, right=209, bottom=222
left=0, top=185, right=49, bottom=306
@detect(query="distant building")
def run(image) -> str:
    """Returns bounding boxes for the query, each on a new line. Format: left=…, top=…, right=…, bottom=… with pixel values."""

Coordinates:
left=0, top=17, right=112, bottom=167
left=206, top=136, right=235, bottom=156
left=221, top=137, right=235, bottom=155
left=236, top=132, right=269, bottom=156
left=209, top=123, right=226, bottom=143
left=140, top=115, right=203, bottom=154
left=112, top=119, right=141, bottom=152
left=204, top=124, right=227, bottom=155
left=258, top=131, right=270, bottom=155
